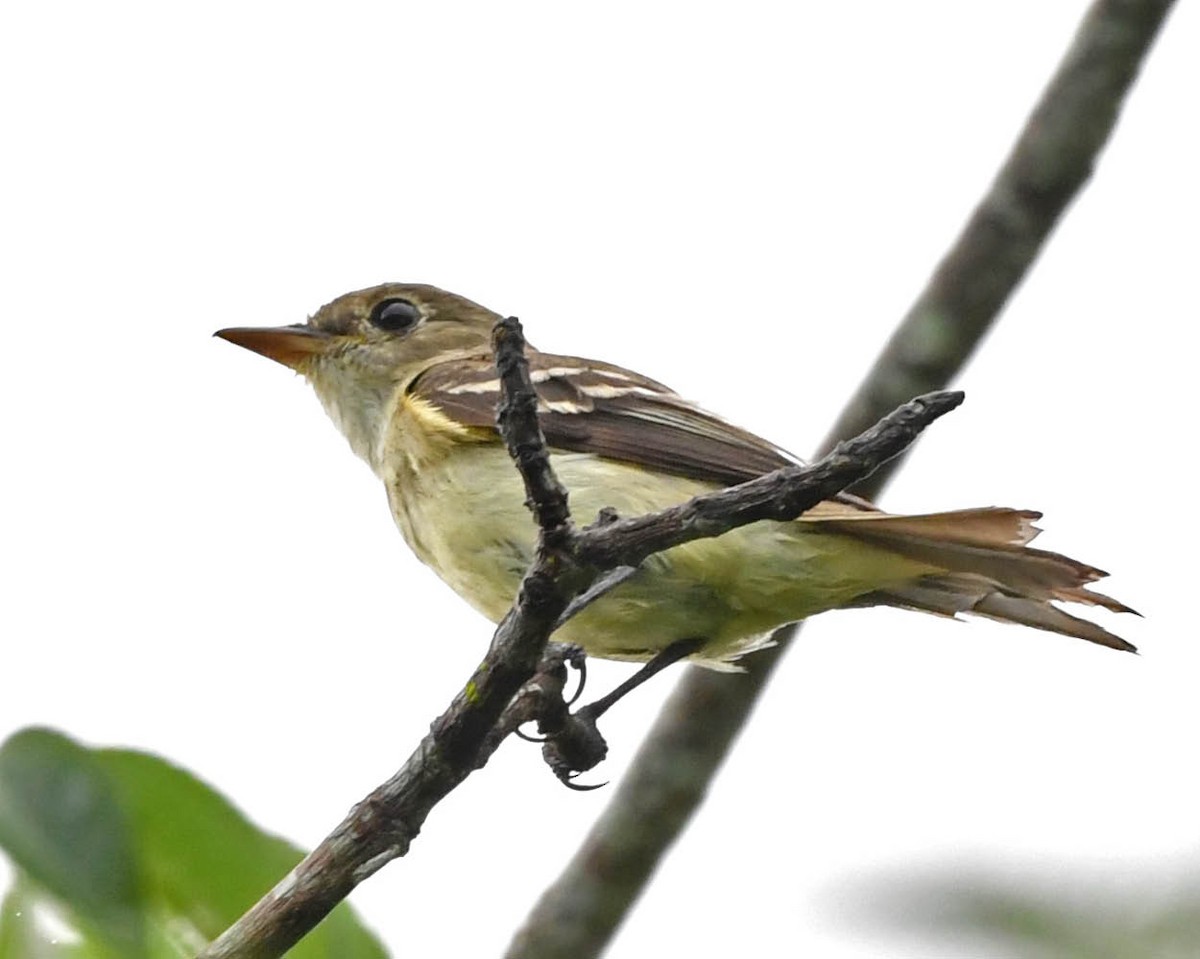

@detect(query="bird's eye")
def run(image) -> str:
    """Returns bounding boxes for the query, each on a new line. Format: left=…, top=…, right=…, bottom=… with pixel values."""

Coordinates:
left=368, top=298, right=422, bottom=333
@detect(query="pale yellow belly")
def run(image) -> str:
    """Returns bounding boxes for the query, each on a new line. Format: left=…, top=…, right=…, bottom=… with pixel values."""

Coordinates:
left=383, top=445, right=931, bottom=666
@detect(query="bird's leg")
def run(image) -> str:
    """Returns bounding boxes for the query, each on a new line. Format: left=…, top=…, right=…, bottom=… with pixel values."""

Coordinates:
left=541, top=637, right=703, bottom=789
left=576, top=637, right=703, bottom=722
left=513, top=643, right=588, bottom=743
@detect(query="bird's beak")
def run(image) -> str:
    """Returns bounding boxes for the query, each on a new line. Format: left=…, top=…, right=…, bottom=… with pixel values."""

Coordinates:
left=214, top=324, right=332, bottom=370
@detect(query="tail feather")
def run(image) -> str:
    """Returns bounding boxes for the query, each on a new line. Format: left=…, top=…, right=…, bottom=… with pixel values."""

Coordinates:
left=804, top=505, right=1044, bottom=547
left=809, top=507, right=1137, bottom=652
left=972, top=593, right=1135, bottom=652
left=858, top=575, right=1136, bottom=652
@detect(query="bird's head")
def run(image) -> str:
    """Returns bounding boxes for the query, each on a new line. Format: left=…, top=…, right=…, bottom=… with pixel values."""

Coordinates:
left=216, top=282, right=502, bottom=468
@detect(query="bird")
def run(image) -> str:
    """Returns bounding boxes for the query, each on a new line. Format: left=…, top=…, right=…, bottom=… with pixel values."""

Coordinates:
left=216, top=282, right=1135, bottom=682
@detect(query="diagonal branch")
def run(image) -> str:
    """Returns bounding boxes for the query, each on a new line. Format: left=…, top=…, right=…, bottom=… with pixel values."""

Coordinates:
left=572, top=391, right=962, bottom=569
left=825, top=0, right=1178, bottom=487
left=194, top=320, right=962, bottom=959
left=504, top=2, right=1177, bottom=957
left=194, top=317, right=581, bottom=959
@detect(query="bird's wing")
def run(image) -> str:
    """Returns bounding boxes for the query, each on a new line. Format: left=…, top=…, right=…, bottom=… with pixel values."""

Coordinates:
left=409, top=355, right=1137, bottom=651
left=410, top=351, right=873, bottom=505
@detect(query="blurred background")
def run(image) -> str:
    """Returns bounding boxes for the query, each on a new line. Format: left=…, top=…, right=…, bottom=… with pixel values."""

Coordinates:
left=1, top=2, right=1197, bottom=955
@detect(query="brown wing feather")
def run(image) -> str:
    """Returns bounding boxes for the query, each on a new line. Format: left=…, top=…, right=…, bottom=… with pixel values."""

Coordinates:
left=411, top=351, right=831, bottom=489
left=411, top=353, right=1135, bottom=652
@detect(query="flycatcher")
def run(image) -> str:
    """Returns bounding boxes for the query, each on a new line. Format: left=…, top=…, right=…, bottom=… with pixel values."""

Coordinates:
left=216, top=283, right=1134, bottom=668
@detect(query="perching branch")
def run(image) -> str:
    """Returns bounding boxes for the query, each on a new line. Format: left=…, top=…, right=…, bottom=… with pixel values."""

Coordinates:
left=505, top=2, right=1177, bottom=956
left=195, top=319, right=963, bottom=959
left=572, top=389, right=961, bottom=570
left=195, top=317, right=583, bottom=959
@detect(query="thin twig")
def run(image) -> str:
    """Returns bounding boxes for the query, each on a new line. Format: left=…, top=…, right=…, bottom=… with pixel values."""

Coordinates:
left=504, top=2, right=1177, bottom=956
left=494, top=318, right=573, bottom=538
left=572, top=392, right=962, bottom=569
left=195, top=318, right=575, bottom=959
left=195, top=334, right=962, bottom=958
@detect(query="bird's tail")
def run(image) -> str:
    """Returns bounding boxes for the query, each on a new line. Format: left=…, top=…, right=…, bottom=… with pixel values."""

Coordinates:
left=802, top=506, right=1137, bottom=651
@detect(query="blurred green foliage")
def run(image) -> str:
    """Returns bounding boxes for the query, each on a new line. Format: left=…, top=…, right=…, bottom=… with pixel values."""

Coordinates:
left=0, top=728, right=387, bottom=959
left=846, top=865, right=1200, bottom=958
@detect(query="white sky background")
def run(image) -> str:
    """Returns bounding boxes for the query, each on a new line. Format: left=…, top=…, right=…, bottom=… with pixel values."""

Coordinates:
left=2, top=2, right=1198, bottom=956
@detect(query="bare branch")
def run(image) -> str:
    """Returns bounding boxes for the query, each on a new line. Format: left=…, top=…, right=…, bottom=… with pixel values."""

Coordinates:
left=195, top=328, right=961, bottom=958
left=573, top=391, right=962, bottom=570
left=825, top=0, right=1177, bottom=496
left=494, top=317, right=573, bottom=538
left=505, top=3, right=1177, bottom=956
left=195, top=318, right=582, bottom=959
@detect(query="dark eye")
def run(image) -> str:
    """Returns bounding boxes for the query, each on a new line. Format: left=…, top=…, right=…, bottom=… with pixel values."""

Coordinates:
left=368, top=298, right=422, bottom=333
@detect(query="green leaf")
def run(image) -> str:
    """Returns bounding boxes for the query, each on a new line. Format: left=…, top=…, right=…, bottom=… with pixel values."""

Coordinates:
left=95, top=747, right=387, bottom=958
left=0, top=877, right=110, bottom=959
left=0, top=730, right=144, bottom=958
left=0, top=728, right=387, bottom=959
